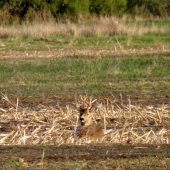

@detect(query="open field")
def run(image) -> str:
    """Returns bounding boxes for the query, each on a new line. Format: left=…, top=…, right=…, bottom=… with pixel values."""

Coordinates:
left=1, top=49, right=170, bottom=106
left=0, top=96, right=170, bottom=169
left=0, top=17, right=170, bottom=169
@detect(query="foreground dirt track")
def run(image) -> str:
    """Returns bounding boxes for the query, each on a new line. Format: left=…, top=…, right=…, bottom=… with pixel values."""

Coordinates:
left=0, top=144, right=170, bottom=169
left=0, top=144, right=170, bottom=162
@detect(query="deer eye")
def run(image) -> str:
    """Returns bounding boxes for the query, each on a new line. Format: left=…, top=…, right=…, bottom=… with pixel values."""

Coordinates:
left=81, top=110, right=85, bottom=114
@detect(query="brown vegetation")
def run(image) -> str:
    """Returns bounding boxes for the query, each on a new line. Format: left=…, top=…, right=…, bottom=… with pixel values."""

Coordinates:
left=0, top=16, right=170, bottom=38
left=0, top=95, right=170, bottom=168
left=0, top=95, right=170, bottom=146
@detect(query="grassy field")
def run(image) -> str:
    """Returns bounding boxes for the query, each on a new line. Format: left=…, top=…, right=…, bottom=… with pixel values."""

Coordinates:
left=1, top=47, right=170, bottom=105
left=0, top=16, right=170, bottom=169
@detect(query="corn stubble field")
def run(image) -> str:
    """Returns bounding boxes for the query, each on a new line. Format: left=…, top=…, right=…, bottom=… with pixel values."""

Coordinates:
left=1, top=16, right=170, bottom=169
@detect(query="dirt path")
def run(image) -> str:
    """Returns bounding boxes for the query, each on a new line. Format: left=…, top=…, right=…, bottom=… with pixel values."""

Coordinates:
left=1, top=144, right=170, bottom=162
left=0, top=144, right=170, bottom=169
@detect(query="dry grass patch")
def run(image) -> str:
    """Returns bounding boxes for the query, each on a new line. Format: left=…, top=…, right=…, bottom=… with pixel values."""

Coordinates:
left=1, top=47, right=170, bottom=59
left=0, top=95, right=170, bottom=145
left=0, top=95, right=170, bottom=169
left=0, top=16, right=170, bottom=38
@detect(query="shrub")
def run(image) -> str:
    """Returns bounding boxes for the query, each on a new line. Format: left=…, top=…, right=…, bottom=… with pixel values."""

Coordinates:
left=144, top=0, right=170, bottom=16
left=89, top=0, right=127, bottom=16
left=127, top=0, right=170, bottom=16
left=51, top=0, right=90, bottom=20
left=24, top=7, right=56, bottom=24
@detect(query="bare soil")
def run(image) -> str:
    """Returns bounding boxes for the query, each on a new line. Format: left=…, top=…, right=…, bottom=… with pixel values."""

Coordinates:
left=0, top=144, right=170, bottom=169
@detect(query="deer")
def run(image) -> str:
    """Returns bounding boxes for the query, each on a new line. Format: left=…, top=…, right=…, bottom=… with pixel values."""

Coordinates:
left=75, top=96, right=104, bottom=142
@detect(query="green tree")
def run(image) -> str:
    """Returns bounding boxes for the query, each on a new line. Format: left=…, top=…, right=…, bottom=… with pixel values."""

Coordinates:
left=90, top=0, right=127, bottom=16
left=127, top=0, right=170, bottom=16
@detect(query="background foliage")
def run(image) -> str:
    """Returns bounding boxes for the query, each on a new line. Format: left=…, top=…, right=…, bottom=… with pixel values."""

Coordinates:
left=127, top=0, right=170, bottom=16
left=1, top=0, right=126, bottom=20
left=0, top=0, right=170, bottom=24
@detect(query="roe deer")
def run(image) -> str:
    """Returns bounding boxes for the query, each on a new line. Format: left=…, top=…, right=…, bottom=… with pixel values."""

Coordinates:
left=75, top=106, right=104, bottom=141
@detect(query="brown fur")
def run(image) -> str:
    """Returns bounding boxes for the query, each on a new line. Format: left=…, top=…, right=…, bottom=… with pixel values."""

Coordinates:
left=75, top=107, right=104, bottom=141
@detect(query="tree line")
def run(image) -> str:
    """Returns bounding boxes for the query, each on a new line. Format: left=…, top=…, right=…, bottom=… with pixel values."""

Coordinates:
left=0, top=0, right=170, bottom=22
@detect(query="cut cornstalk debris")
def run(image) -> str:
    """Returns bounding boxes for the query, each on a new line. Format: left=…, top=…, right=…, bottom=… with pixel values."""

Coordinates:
left=0, top=95, right=170, bottom=145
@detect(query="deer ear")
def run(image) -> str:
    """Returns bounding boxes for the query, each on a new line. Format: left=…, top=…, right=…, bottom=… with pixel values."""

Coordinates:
left=78, top=106, right=86, bottom=113
left=78, top=106, right=82, bottom=112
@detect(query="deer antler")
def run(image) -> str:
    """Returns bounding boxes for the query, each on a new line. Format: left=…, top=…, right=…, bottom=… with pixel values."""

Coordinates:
left=78, top=95, right=97, bottom=110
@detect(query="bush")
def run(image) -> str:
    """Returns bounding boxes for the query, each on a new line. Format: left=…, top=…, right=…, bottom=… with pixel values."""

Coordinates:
left=50, top=0, right=90, bottom=20
left=127, top=0, right=170, bottom=16
left=0, top=0, right=48, bottom=18
left=24, top=7, right=56, bottom=23
left=144, top=0, right=170, bottom=16
left=89, top=0, right=127, bottom=16
left=1, top=0, right=170, bottom=24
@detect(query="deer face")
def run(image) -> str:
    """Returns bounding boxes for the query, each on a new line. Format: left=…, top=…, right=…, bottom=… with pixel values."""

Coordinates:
left=79, top=107, right=93, bottom=126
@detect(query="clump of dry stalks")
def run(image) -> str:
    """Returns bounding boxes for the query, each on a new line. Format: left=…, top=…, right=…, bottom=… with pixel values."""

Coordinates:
left=0, top=95, right=170, bottom=145
left=0, top=16, right=169, bottom=38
